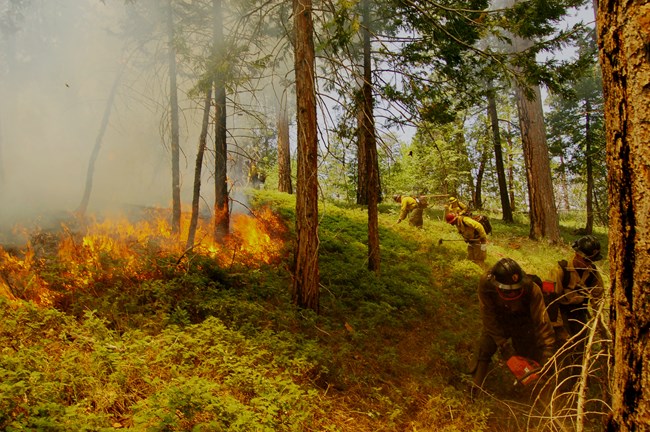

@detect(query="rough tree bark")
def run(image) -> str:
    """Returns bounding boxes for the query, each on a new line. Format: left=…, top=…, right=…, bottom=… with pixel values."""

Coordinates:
left=505, top=8, right=560, bottom=242
left=292, top=0, right=320, bottom=312
left=213, top=0, right=229, bottom=242
left=598, top=0, right=650, bottom=429
left=515, top=80, right=561, bottom=242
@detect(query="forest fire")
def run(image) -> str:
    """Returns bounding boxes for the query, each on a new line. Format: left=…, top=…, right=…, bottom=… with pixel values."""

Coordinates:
left=221, top=207, right=288, bottom=266
left=0, top=206, right=288, bottom=306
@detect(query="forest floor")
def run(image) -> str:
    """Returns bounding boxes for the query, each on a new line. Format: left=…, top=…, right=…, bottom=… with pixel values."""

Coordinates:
left=0, top=190, right=611, bottom=431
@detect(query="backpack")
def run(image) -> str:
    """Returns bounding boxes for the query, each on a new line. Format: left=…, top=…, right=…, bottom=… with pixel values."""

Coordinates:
left=472, top=214, right=492, bottom=235
left=529, top=273, right=560, bottom=323
left=414, top=195, right=429, bottom=209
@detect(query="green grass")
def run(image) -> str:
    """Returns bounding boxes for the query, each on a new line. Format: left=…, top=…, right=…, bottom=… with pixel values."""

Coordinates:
left=0, top=190, right=610, bottom=431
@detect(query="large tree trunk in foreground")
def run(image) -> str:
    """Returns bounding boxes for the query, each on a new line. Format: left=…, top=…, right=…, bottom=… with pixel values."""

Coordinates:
left=598, top=1, right=650, bottom=429
left=292, top=0, right=320, bottom=312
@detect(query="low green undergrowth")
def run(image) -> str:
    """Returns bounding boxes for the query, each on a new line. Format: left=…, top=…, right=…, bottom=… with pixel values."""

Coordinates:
left=0, top=189, right=609, bottom=431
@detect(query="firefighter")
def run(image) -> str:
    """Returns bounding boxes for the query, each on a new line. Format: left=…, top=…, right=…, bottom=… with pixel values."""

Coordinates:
left=445, top=196, right=469, bottom=217
left=445, top=212, right=488, bottom=264
left=471, top=258, right=556, bottom=391
left=548, top=235, right=605, bottom=348
left=394, top=194, right=425, bottom=228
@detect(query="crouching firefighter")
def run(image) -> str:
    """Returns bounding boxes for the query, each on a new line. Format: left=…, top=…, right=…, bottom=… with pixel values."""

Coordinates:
left=470, top=258, right=556, bottom=394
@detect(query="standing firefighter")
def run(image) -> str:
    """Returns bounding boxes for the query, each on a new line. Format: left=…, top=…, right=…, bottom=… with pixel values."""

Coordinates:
left=547, top=235, right=605, bottom=349
left=394, top=194, right=427, bottom=228
left=471, top=258, right=556, bottom=392
left=445, top=212, right=488, bottom=264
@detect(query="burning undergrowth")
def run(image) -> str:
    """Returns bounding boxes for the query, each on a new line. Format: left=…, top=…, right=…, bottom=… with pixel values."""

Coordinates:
left=0, top=206, right=290, bottom=309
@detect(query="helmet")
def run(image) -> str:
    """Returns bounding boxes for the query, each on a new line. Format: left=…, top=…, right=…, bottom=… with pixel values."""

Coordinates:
left=445, top=212, right=457, bottom=224
left=572, top=235, right=603, bottom=261
left=393, top=194, right=402, bottom=202
left=490, top=258, right=525, bottom=291
left=448, top=197, right=458, bottom=203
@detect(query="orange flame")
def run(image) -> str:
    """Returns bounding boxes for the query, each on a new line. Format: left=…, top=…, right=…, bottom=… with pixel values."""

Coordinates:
left=0, top=206, right=288, bottom=304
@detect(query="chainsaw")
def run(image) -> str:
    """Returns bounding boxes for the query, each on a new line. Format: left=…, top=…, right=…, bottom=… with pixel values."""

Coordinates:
left=505, top=355, right=541, bottom=386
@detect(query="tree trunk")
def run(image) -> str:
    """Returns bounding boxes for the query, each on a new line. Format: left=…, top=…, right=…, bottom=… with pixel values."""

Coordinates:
left=361, top=0, right=380, bottom=272
left=584, top=98, right=594, bottom=234
left=508, top=156, right=516, bottom=212
left=558, top=154, right=571, bottom=211
left=292, top=0, right=320, bottom=312
left=474, top=149, right=487, bottom=210
left=277, top=92, right=293, bottom=194
left=167, top=0, right=182, bottom=235
left=598, top=1, right=650, bottom=429
left=356, top=105, right=368, bottom=205
left=186, top=90, right=212, bottom=249
left=505, top=7, right=561, bottom=242
left=213, top=0, right=229, bottom=242
left=76, top=61, right=126, bottom=217
left=506, top=125, right=517, bottom=212
left=514, top=82, right=561, bottom=242
left=487, top=85, right=513, bottom=222
left=454, top=119, right=475, bottom=206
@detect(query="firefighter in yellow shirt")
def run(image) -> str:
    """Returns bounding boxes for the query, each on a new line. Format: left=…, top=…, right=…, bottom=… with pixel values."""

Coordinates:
left=445, top=196, right=469, bottom=217
left=445, top=212, right=488, bottom=263
left=393, top=194, right=425, bottom=228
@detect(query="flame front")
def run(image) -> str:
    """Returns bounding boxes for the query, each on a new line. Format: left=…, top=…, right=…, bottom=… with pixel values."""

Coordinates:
left=0, top=206, right=287, bottom=305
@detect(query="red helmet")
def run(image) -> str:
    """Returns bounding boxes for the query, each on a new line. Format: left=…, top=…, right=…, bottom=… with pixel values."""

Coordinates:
left=445, top=212, right=457, bottom=224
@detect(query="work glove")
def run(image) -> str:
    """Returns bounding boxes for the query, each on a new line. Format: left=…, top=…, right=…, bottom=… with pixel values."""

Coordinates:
left=499, top=341, right=516, bottom=361
left=480, top=243, right=487, bottom=252
left=396, top=219, right=402, bottom=224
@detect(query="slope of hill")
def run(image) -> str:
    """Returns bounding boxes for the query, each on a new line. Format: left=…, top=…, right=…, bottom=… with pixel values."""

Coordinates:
left=0, top=190, right=610, bottom=431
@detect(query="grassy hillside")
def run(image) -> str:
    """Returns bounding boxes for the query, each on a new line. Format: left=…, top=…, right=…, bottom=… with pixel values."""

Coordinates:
left=0, top=190, right=609, bottom=431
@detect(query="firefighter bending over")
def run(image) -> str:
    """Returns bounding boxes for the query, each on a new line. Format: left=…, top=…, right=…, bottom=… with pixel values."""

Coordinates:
left=445, top=212, right=488, bottom=264
left=393, top=194, right=426, bottom=228
left=470, top=258, right=556, bottom=392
